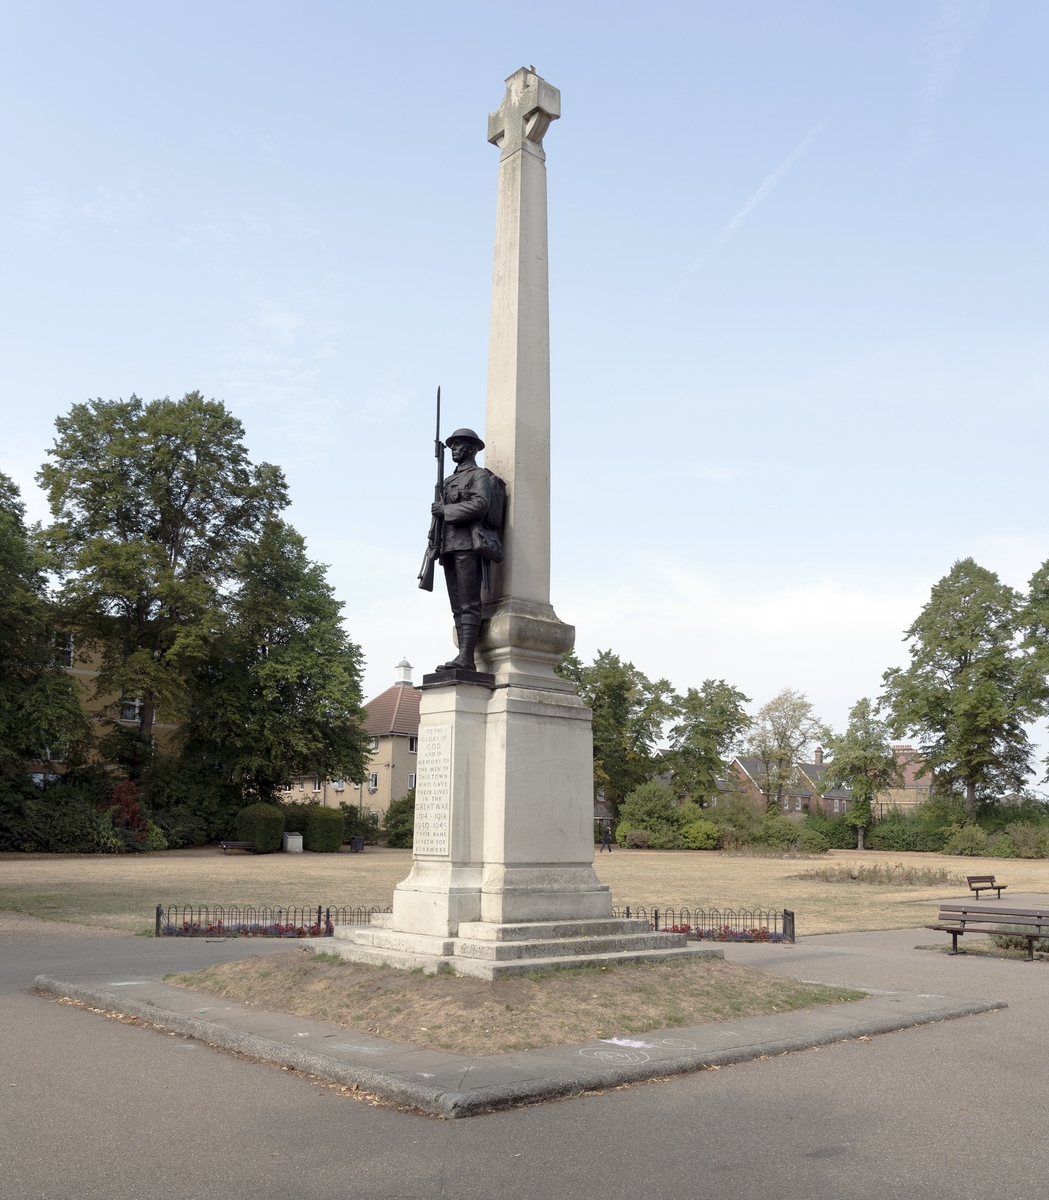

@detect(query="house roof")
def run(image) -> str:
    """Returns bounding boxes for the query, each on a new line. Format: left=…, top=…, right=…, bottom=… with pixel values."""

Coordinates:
left=363, top=684, right=421, bottom=737
left=795, top=762, right=850, bottom=800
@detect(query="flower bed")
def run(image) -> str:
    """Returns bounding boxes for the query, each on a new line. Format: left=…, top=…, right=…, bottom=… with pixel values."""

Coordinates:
left=663, top=923, right=789, bottom=943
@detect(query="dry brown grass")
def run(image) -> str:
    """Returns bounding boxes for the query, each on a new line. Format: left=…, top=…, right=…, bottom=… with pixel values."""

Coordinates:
left=3, top=844, right=1047, bottom=936
left=167, top=950, right=862, bottom=1056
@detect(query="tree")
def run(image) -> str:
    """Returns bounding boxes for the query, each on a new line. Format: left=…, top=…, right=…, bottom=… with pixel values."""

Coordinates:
left=0, top=471, right=89, bottom=776
left=182, top=520, right=369, bottom=803
left=745, top=688, right=831, bottom=810
left=666, top=679, right=751, bottom=802
left=383, top=789, right=415, bottom=849
left=38, top=393, right=288, bottom=760
left=557, top=649, right=676, bottom=819
left=881, top=558, right=1044, bottom=812
left=821, top=698, right=904, bottom=849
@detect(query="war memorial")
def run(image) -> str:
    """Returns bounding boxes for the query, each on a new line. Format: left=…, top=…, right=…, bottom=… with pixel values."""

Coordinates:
left=329, top=68, right=710, bottom=978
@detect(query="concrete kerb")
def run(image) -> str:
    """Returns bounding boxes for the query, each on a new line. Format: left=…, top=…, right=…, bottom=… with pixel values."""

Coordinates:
left=31, top=974, right=1007, bottom=1118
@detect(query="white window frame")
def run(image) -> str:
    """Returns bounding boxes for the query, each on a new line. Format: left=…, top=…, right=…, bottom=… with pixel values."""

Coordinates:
left=408, top=737, right=418, bottom=753
left=368, top=773, right=379, bottom=792
left=333, top=779, right=345, bottom=792
left=833, top=798, right=840, bottom=813
left=407, top=773, right=416, bottom=789
left=120, top=696, right=143, bottom=724
left=368, top=737, right=379, bottom=752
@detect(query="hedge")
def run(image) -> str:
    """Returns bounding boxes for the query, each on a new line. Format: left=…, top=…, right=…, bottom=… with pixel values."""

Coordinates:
left=304, top=804, right=344, bottom=852
left=235, top=803, right=285, bottom=853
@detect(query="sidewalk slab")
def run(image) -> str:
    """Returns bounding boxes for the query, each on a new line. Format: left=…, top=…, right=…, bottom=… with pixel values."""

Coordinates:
left=32, top=972, right=1006, bottom=1118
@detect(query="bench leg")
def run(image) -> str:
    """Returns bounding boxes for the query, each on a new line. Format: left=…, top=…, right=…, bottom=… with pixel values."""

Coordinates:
left=1026, top=938, right=1036, bottom=962
left=950, top=931, right=960, bottom=955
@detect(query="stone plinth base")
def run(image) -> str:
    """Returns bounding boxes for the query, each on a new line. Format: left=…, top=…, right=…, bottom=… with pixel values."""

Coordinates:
left=323, top=916, right=722, bottom=980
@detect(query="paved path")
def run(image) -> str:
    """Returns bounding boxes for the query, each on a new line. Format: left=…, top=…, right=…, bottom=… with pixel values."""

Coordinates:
left=3, top=912, right=1049, bottom=1199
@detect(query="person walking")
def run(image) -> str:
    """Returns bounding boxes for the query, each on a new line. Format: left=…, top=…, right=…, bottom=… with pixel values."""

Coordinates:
left=600, top=825, right=613, bottom=853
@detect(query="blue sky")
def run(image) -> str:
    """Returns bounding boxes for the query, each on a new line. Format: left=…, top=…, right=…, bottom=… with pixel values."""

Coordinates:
left=2, top=1, right=1047, bottom=746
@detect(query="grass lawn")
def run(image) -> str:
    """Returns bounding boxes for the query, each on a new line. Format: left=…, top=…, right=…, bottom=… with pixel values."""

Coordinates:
left=167, top=951, right=864, bottom=1056
left=3, top=844, right=1048, bottom=936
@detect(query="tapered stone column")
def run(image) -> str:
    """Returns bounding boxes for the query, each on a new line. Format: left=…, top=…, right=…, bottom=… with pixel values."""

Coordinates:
left=475, top=68, right=611, bottom=923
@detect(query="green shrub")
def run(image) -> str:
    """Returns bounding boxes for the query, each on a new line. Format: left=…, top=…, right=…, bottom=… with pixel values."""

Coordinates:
left=681, top=819, right=719, bottom=850
left=798, top=828, right=830, bottom=854
left=235, top=803, right=285, bottom=853
left=383, top=790, right=415, bottom=849
left=615, top=821, right=632, bottom=847
left=762, top=815, right=801, bottom=849
left=867, top=814, right=949, bottom=853
left=304, top=804, right=344, bottom=852
left=341, top=802, right=381, bottom=843
left=152, top=804, right=206, bottom=848
left=987, top=832, right=1015, bottom=858
left=22, top=785, right=115, bottom=853
left=1005, top=822, right=1048, bottom=859
left=626, top=829, right=651, bottom=849
left=282, top=802, right=312, bottom=834
left=942, top=825, right=989, bottom=857
left=803, top=812, right=861, bottom=850
left=991, top=925, right=1049, bottom=954
left=703, top=792, right=764, bottom=848
left=146, top=821, right=168, bottom=852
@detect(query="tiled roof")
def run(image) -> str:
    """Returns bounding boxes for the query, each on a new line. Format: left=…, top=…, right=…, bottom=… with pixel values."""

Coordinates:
left=795, top=762, right=850, bottom=800
left=363, top=684, right=420, bottom=737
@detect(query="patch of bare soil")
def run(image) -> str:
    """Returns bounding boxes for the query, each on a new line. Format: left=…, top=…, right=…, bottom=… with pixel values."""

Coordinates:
left=167, top=951, right=863, bottom=1056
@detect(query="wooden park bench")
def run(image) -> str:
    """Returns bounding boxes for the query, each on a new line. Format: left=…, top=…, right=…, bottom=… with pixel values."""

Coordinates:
left=967, top=875, right=1007, bottom=899
left=219, top=840, right=254, bottom=854
left=927, top=903, right=1049, bottom=960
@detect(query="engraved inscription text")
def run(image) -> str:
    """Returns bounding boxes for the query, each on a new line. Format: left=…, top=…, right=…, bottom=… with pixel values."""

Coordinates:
left=414, top=724, right=451, bottom=856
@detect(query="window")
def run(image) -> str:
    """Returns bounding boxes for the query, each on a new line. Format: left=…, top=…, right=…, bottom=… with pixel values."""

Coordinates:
left=120, top=696, right=142, bottom=723
left=55, top=633, right=74, bottom=668
left=408, top=737, right=418, bottom=754
left=782, top=798, right=789, bottom=811
left=795, top=798, right=802, bottom=812
left=368, top=773, right=378, bottom=792
left=368, top=737, right=379, bottom=752
left=312, top=777, right=321, bottom=792
left=407, top=773, right=416, bottom=789
left=841, top=800, right=847, bottom=814
left=298, top=779, right=305, bottom=791
left=833, top=799, right=840, bottom=813
left=333, top=779, right=345, bottom=792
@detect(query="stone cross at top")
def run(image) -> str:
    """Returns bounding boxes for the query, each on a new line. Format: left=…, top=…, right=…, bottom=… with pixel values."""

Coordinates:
left=487, top=66, right=561, bottom=156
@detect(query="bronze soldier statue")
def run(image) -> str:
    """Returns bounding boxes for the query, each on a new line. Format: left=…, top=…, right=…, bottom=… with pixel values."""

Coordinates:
left=421, top=427, right=504, bottom=672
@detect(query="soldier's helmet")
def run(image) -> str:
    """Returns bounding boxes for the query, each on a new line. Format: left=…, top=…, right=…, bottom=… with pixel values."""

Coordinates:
left=445, top=427, right=485, bottom=449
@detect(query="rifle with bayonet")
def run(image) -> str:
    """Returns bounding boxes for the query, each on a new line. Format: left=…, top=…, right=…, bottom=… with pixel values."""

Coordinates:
left=417, top=386, right=444, bottom=591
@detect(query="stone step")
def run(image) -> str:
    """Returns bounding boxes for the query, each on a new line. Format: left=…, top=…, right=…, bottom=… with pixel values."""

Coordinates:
left=350, top=927, right=456, bottom=956
left=453, top=931, right=688, bottom=962
left=475, top=944, right=722, bottom=980
left=456, top=918, right=651, bottom=942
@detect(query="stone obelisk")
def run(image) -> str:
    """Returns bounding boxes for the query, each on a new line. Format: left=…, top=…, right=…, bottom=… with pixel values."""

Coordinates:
left=329, top=70, right=709, bottom=976
left=473, top=67, right=609, bottom=922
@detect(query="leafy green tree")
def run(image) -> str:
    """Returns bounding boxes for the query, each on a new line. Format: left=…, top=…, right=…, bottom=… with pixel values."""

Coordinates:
left=666, top=679, right=751, bottom=802
left=383, top=789, right=415, bottom=849
left=745, top=688, right=831, bottom=810
left=882, top=558, right=1044, bottom=812
left=0, top=471, right=89, bottom=776
left=822, top=698, right=904, bottom=849
left=37, top=393, right=287, bottom=761
left=557, top=649, right=676, bottom=819
left=182, top=520, right=369, bottom=803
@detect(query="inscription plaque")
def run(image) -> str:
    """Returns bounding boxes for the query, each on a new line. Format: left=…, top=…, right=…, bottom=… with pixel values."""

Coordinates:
left=413, top=724, right=451, bottom=856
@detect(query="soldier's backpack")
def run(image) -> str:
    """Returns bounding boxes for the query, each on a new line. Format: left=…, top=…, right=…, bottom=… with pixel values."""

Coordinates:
left=484, top=471, right=506, bottom=530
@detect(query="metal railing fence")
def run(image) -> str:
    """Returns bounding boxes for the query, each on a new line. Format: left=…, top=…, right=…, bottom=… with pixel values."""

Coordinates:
left=155, top=903, right=392, bottom=938
left=612, top=905, right=795, bottom=943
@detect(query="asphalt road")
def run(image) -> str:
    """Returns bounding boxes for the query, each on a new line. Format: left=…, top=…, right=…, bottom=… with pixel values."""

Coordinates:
left=2, top=915, right=1047, bottom=1200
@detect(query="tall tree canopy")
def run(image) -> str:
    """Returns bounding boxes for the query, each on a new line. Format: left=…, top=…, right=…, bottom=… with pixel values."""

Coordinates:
left=745, top=688, right=831, bottom=809
left=182, top=520, right=369, bottom=802
left=881, top=558, right=1044, bottom=810
left=38, top=393, right=288, bottom=756
left=822, top=698, right=903, bottom=848
left=557, top=649, right=676, bottom=819
left=666, top=679, right=752, bottom=802
left=0, top=472, right=89, bottom=775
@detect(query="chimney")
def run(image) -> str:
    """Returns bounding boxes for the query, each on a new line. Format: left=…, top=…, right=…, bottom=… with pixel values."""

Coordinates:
left=394, top=658, right=413, bottom=686
left=814, top=746, right=824, bottom=765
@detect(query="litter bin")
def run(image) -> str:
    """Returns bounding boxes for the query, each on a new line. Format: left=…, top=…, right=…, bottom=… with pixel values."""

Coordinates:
left=282, top=832, right=303, bottom=853
left=350, top=835, right=364, bottom=853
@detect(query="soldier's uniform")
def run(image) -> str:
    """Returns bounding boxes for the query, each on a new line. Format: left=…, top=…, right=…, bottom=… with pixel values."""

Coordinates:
left=440, top=461, right=495, bottom=633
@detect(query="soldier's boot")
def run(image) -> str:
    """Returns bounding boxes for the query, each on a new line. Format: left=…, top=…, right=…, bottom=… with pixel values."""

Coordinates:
left=443, top=621, right=479, bottom=671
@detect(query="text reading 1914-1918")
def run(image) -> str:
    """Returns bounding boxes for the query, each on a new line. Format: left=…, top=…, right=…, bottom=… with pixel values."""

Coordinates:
left=414, top=724, right=451, bottom=856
